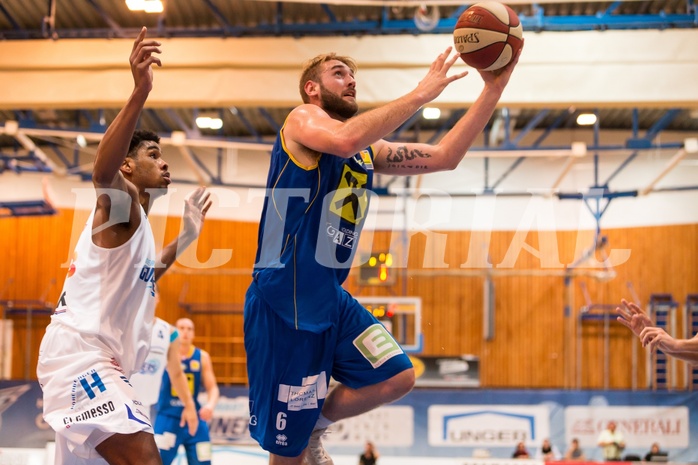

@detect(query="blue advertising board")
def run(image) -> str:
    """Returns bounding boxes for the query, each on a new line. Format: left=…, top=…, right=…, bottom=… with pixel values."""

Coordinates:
left=1, top=381, right=695, bottom=462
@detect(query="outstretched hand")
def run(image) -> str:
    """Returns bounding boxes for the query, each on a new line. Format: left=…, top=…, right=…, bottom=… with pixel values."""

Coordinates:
left=129, top=27, right=162, bottom=93
left=640, top=326, right=679, bottom=353
left=478, top=40, right=524, bottom=93
left=182, top=187, right=212, bottom=242
left=616, top=298, right=653, bottom=337
left=413, top=47, right=469, bottom=103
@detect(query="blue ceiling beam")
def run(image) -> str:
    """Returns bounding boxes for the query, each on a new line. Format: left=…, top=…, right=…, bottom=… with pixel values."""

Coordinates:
left=604, top=1, right=623, bottom=15
left=200, top=0, right=235, bottom=34
left=182, top=146, right=217, bottom=183
left=626, top=108, right=681, bottom=148
left=84, top=0, right=126, bottom=38
left=490, top=108, right=551, bottom=189
left=508, top=109, right=550, bottom=148
left=164, top=108, right=199, bottom=137
left=391, top=112, right=423, bottom=141
left=257, top=108, right=281, bottom=133
left=229, top=108, right=261, bottom=140
left=644, top=108, right=681, bottom=140
left=321, top=4, right=338, bottom=23
left=604, top=108, right=681, bottom=185
left=427, top=109, right=466, bottom=145
left=1, top=10, right=695, bottom=40
left=46, top=143, right=73, bottom=170
left=449, top=5, right=469, bottom=20
left=0, top=2, right=21, bottom=31
left=146, top=109, right=173, bottom=133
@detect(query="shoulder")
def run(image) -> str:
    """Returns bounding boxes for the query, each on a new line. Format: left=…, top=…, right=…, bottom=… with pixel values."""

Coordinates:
left=288, top=103, right=328, bottom=120
left=285, top=104, right=330, bottom=130
left=198, top=347, right=211, bottom=360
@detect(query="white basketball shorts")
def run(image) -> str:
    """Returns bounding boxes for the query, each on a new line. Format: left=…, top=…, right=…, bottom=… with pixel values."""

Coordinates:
left=37, top=323, right=153, bottom=460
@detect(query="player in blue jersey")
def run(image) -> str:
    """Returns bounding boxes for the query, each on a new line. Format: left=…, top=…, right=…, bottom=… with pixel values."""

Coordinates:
left=154, top=318, right=219, bottom=465
left=244, top=45, right=522, bottom=465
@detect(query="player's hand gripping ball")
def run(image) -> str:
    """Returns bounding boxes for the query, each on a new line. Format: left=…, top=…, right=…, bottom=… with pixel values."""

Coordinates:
left=453, top=2, right=523, bottom=71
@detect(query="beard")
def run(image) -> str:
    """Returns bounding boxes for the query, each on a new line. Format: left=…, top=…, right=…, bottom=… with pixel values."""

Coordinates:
left=319, top=84, right=358, bottom=120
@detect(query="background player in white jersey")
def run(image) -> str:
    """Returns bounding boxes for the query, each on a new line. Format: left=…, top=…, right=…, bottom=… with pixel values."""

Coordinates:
left=130, top=315, right=199, bottom=435
left=36, top=27, right=212, bottom=465
left=154, top=318, right=219, bottom=465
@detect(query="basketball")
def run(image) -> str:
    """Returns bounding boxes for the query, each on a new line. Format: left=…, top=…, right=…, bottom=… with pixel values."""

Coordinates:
left=453, top=2, right=523, bottom=71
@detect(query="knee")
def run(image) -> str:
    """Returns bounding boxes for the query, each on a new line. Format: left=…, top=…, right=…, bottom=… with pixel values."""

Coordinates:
left=384, top=368, right=415, bottom=401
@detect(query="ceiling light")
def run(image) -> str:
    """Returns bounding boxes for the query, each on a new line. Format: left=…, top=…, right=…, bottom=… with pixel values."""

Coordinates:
left=126, top=0, right=163, bottom=13
left=126, top=0, right=145, bottom=10
left=4, top=120, right=19, bottom=136
left=576, top=113, right=597, bottom=126
left=422, top=107, right=441, bottom=120
left=143, top=0, right=163, bottom=13
left=196, top=116, right=223, bottom=130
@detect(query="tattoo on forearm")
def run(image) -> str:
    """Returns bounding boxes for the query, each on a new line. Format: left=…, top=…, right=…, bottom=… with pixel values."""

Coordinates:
left=385, top=146, right=432, bottom=169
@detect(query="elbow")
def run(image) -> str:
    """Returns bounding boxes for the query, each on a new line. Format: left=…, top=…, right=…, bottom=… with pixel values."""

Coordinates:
left=92, top=172, right=110, bottom=186
left=333, top=134, right=364, bottom=158
left=443, top=161, right=460, bottom=172
left=92, top=169, right=116, bottom=187
left=435, top=158, right=460, bottom=173
left=434, top=146, right=462, bottom=172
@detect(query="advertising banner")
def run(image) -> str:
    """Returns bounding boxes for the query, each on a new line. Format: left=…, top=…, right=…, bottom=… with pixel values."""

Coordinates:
left=411, top=355, right=480, bottom=388
left=2, top=382, right=698, bottom=462
left=565, top=406, right=689, bottom=448
left=325, top=405, right=414, bottom=447
left=428, top=405, right=550, bottom=447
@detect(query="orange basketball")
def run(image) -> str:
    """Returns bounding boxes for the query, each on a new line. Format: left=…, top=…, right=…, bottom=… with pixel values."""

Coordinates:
left=453, top=2, right=523, bottom=71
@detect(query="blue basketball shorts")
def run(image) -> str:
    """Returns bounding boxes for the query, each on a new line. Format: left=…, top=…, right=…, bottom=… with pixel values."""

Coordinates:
left=154, top=413, right=212, bottom=465
left=243, top=284, right=413, bottom=457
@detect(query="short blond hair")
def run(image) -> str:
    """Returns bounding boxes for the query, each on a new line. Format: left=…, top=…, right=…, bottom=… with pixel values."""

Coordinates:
left=299, top=53, right=358, bottom=103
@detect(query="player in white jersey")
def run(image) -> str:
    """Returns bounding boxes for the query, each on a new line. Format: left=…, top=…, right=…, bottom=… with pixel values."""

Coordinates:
left=36, top=27, right=211, bottom=465
left=131, top=316, right=199, bottom=435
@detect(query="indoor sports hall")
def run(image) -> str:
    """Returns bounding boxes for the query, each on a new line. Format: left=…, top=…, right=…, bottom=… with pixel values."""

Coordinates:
left=0, top=1, right=696, bottom=465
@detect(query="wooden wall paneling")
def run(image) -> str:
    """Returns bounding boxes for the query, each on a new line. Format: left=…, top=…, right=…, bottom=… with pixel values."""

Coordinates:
left=153, top=216, right=258, bottom=385
left=3, top=210, right=698, bottom=389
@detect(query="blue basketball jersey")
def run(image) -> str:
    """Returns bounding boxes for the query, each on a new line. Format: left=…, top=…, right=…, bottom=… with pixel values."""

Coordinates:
left=156, top=346, right=202, bottom=418
left=252, top=126, right=375, bottom=332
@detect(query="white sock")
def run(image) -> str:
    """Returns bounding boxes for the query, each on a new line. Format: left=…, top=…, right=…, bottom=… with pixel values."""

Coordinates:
left=314, top=413, right=333, bottom=430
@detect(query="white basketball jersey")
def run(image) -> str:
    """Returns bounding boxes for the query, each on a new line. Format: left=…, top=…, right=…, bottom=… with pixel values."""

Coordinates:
left=51, top=206, right=157, bottom=377
left=130, top=317, right=175, bottom=407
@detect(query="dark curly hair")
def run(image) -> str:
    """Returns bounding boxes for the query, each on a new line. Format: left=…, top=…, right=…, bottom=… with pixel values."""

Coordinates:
left=127, top=129, right=160, bottom=157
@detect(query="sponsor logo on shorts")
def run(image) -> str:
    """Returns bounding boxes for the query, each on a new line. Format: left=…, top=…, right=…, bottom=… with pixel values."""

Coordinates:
left=277, top=372, right=328, bottom=411
left=276, top=434, right=288, bottom=446
left=63, top=400, right=116, bottom=426
left=353, top=324, right=403, bottom=368
left=72, top=369, right=106, bottom=407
